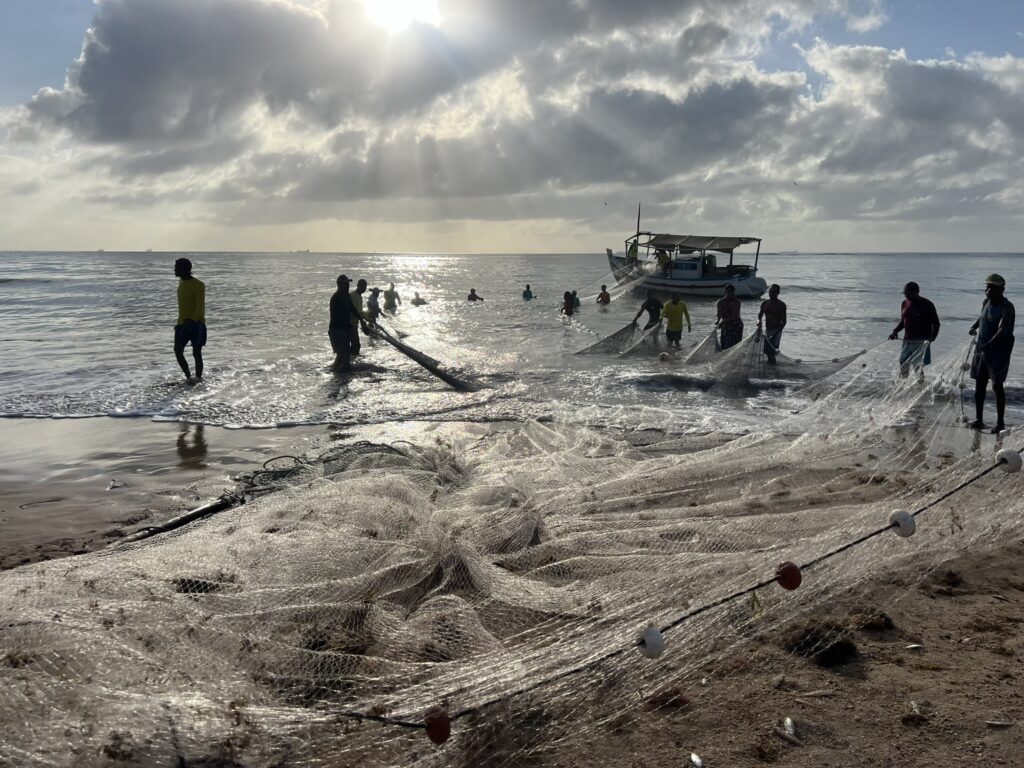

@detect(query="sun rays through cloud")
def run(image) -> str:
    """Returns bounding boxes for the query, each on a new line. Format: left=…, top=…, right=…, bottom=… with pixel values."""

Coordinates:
left=2, top=0, right=1024, bottom=251
left=362, top=0, right=441, bottom=33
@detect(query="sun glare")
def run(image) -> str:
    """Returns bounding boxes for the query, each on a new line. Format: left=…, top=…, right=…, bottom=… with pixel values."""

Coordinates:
left=363, top=0, right=441, bottom=32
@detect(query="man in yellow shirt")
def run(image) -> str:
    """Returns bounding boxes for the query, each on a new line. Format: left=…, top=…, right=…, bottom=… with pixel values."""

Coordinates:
left=661, top=292, right=691, bottom=347
left=173, top=258, right=206, bottom=384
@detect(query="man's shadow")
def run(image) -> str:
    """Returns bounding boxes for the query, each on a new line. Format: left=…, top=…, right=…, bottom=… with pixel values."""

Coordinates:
left=177, top=423, right=208, bottom=468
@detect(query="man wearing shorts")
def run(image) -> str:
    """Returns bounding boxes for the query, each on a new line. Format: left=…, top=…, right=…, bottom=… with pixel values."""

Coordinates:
left=661, top=293, right=691, bottom=347
left=758, top=284, right=787, bottom=365
left=173, top=258, right=206, bottom=384
left=969, top=273, right=1015, bottom=433
left=889, top=281, right=940, bottom=379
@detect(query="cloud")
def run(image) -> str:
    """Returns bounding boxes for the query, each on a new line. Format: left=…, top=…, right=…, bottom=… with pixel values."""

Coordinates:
left=4, top=0, right=1024, bottom=252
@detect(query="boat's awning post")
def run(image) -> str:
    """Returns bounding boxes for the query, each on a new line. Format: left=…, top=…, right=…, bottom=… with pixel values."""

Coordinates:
left=755, top=240, right=760, bottom=269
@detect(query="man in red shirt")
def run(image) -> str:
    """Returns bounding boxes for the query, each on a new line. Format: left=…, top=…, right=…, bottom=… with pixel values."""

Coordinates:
left=889, top=281, right=940, bottom=378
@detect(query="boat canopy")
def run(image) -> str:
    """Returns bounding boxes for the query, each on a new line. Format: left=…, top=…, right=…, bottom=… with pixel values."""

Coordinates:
left=642, top=234, right=761, bottom=253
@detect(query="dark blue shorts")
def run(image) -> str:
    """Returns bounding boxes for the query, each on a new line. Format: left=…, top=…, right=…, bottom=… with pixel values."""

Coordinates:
left=666, top=329, right=682, bottom=342
left=175, top=321, right=207, bottom=349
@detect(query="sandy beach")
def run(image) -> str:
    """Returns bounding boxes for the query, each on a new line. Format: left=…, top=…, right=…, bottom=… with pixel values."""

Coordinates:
left=2, top=416, right=1021, bottom=767
left=567, top=539, right=1024, bottom=768
left=0, top=418, right=327, bottom=569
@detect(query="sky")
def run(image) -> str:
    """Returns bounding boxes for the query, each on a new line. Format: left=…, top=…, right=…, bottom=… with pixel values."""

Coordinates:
left=1, top=0, right=1024, bottom=253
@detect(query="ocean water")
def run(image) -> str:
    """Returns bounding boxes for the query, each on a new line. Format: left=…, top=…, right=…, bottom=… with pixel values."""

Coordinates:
left=1, top=250, right=1021, bottom=431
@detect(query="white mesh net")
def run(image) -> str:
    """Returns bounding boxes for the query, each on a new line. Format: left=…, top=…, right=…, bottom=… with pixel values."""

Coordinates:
left=1, top=342, right=1021, bottom=767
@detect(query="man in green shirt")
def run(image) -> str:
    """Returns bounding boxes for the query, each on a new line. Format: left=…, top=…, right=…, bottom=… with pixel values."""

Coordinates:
left=173, top=258, right=206, bottom=384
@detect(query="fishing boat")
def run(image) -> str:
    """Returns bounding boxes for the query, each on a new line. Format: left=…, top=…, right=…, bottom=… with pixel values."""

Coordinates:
left=606, top=232, right=768, bottom=298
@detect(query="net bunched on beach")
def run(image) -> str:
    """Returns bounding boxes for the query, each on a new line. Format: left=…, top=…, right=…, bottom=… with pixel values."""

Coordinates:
left=1, top=343, right=1021, bottom=767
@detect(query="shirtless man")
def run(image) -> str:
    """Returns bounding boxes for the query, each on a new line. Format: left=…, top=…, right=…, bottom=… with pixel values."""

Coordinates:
left=757, top=284, right=787, bottom=365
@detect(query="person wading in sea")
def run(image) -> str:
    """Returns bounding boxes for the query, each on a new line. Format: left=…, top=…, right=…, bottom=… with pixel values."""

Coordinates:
left=716, top=285, right=743, bottom=350
left=173, top=257, right=206, bottom=385
left=366, top=287, right=382, bottom=324
left=350, top=279, right=368, bottom=356
left=632, top=290, right=664, bottom=330
left=383, top=283, right=402, bottom=312
left=468, top=288, right=484, bottom=302
left=596, top=285, right=611, bottom=305
left=661, top=293, right=691, bottom=348
left=758, top=284, right=788, bottom=365
left=329, top=275, right=365, bottom=372
left=889, top=281, right=940, bottom=379
left=522, top=284, right=534, bottom=300
left=969, top=273, right=1015, bottom=433
left=561, top=291, right=575, bottom=317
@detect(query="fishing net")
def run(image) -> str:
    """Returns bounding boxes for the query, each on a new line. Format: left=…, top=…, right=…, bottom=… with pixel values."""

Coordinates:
left=2, top=342, right=1022, bottom=767
left=574, top=322, right=640, bottom=355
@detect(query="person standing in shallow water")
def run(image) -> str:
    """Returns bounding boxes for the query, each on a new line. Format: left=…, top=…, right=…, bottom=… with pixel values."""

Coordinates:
left=758, top=284, right=787, bottom=365
left=632, top=290, right=663, bottom=330
left=522, top=284, right=534, bottom=300
left=596, top=285, right=611, bottom=305
left=716, top=285, right=743, bottom=350
left=329, top=275, right=365, bottom=372
left=661, top=292, right=691, bottom=347
left=173, top=257, right=206, bottom=384
left=468, top=288, right=483, bottom=301
left=366, top=287, right=382, bottom=324
left=382, top=283, right=401, bottom=313
left=350, top=279, right=367, bottom=356
left=969, top=274, right=1015, bottom=433
left=889, top=281, right=940, bottom=379
left=561, top=291, right=575, bottom=316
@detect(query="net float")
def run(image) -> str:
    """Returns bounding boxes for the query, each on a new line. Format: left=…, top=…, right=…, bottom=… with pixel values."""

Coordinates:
left=888, top=510, right=916, bottom=538
left=997, top=448, right=1021, bottom=473
left=775, top=561, right=802, bottom=590
left=424, top=705, right=451, bottom=745
left=640, top=624, right=665, bottom=658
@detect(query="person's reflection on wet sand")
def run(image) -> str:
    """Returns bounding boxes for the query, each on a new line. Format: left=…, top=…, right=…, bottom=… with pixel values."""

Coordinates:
left=177, top=423, right=208, bottom=468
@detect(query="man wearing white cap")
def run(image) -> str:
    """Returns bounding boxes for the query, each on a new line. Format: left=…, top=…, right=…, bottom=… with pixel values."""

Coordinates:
left=969, top=273, right=1015, bottom=433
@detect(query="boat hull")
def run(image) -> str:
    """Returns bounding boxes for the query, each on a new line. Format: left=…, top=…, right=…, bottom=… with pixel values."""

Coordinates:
left=608, top=253, right=767, bottom=298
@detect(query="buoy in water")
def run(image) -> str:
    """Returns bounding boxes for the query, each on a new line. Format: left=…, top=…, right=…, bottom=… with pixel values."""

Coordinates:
left=997, top=448, right=1022, bottom=473
left=658, top=352, right=670, bottom=362
left=424, top=705, right=451, bottom=744
left=775, top=561, right=802, bottom=590
left=888, top=509, right=916, bottom=538
left=640, top=624, right=665, bottom=658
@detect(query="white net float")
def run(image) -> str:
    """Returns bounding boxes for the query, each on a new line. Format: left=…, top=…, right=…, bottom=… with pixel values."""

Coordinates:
left=888, top=509, right=916, bottom=538
left=997, top=448, right=1022, bottom=473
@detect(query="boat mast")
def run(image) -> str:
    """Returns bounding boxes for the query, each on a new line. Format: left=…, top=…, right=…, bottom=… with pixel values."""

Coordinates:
left=636, top=202, right=641, bottom=235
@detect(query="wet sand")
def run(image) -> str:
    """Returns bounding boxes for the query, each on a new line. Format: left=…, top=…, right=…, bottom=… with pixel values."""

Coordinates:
left=0, top=418, right=328, bottom=569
